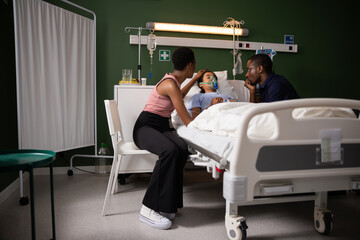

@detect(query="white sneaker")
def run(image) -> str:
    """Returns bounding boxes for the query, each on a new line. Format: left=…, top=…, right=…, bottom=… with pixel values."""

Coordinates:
left=160, top=212, right=176, bottom=220
left=139, top=205, right=172, bottom=230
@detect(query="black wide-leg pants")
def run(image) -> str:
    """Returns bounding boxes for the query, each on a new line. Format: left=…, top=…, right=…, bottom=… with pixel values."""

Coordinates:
left=133, top=111, right=189, bottom=213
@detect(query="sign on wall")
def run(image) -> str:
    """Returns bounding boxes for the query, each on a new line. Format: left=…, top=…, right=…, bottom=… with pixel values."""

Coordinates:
left=159, top=50, right=170, bottom=61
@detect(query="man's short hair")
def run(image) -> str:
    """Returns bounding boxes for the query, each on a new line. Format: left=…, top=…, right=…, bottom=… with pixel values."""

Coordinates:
left=249, top=54, right=273, bottom=74
left=172, top=47, right=195, bottom=70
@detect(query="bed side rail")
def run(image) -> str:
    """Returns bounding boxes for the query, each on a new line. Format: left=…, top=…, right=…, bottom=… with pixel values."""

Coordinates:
left=230, top=98, right=360, bottom=175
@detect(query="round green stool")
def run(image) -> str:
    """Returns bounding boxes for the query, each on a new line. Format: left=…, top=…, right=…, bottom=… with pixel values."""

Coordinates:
left=0, top=150, right=56, bottom=240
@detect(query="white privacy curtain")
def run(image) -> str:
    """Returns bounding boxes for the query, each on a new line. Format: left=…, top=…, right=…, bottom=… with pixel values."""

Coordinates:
left=13, top=0, right=95, bottom=152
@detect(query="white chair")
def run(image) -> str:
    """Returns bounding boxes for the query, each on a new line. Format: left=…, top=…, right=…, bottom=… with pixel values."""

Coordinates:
left=102, top=99, right=155, bottom=216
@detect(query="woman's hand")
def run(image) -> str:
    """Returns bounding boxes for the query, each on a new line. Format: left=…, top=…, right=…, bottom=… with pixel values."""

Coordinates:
left=180, top=69, right=207, bottom=98
left=192, top=69, right=206, bottom=82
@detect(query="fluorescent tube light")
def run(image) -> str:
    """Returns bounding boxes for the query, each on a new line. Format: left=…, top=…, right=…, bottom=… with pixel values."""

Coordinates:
left=146, top=22, right=249, bottom=36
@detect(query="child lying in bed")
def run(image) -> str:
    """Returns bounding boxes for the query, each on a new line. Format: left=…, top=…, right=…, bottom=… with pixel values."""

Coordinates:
left=187, top=70, right=233, bottom=118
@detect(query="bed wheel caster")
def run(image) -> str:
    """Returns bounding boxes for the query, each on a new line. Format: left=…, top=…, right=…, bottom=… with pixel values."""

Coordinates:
left=225, top=215, right=247, bottom=240
left=19, top=196, right=29, bottom=205
left=67, top=169, right=73, bottom=176
left=314, top=207, right=333, bottom=235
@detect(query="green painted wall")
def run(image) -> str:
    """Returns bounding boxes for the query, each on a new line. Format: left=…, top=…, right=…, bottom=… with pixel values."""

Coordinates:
left=74, top=0, right=359, bottom=148
left=1, top=0, right=359, bottom=191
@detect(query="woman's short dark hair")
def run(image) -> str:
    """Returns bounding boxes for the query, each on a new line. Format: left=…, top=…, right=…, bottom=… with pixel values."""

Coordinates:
left=197, top=70, right=217, bottom=93
left=249, top=54, right=273, bottom=74
left=172, top=47, right=195, bottom=70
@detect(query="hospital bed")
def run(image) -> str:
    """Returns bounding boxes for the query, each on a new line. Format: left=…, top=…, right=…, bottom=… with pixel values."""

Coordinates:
left=114, top=78, right=360, bottom=239
left=173, top=86, right=360, bottom=240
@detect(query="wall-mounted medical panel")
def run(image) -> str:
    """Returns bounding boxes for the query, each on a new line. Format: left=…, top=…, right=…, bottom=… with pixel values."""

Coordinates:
left=130, top=35, right=298, bottom=53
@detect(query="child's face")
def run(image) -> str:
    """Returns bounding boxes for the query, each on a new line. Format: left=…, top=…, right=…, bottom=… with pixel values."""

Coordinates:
left=202, top=72, right=215, bottom=83
left=200, top=72, right=217, bottom=91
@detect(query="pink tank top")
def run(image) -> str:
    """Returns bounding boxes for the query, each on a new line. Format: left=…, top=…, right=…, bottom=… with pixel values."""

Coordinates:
left=143, top=74, right=181, bottom=118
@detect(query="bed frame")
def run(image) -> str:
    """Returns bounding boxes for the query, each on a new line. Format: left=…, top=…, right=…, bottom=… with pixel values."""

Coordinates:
left=187, top=98, right=360, bottom=240
left=112, top=82, right=360, bottom=239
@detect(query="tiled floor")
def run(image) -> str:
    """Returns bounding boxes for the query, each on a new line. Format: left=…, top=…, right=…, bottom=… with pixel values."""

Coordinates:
left=0, top=170, right=359, bottom=240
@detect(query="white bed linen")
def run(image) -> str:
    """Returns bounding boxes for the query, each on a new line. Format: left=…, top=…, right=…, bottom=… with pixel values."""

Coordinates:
left=177, top=125, right=234, bottom=161
left=188, top=102, right=276, bottom=138
left=176, top=102, right=274, bottom=162
left=184, top=102, right=356, bottom=138
left=174, top=102, right=356, bottom=161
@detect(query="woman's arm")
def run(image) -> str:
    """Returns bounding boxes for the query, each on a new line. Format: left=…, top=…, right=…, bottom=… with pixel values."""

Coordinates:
left=180, top=69, right=206, bottom=98
left=191, top=107, right=201, bottom=119
left=158, top=79, right=193, bottom=126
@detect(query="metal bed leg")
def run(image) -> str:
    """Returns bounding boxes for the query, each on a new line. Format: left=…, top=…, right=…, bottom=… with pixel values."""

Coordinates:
left=315, top=192, right=327, bottom=209
left=225, top=201, right=247, bottom=240
left=226, top=201, right=239, bottom=216
left=314, top=192, right=333, bottom=235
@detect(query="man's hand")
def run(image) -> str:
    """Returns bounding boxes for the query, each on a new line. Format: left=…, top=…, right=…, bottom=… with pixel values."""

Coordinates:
left=244, top=79, right=257, bottom=103
left=244, top=79, right=255, bottom=92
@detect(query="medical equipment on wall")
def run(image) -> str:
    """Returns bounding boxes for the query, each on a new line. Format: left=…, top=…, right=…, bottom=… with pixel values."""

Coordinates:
left=127, top=20, right=298, bottom=83
left=223, top=17, right=245, bottom=79
left=130, top=35, right=298, bottom=53
left=234, top=52, right=244, bottom=75
left=256, top=48, right=277, bottom=61
left=147, top=33, right=156, bottom=80
left=125, top=26, right=154, bottom=80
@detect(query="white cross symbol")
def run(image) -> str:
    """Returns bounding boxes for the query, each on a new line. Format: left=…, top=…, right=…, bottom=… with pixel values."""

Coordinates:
left=160, top=51, right=169, bottom=60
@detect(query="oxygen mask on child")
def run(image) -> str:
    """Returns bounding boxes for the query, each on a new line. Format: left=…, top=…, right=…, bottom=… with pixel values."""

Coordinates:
left=199, top=76, right=218, bottom=91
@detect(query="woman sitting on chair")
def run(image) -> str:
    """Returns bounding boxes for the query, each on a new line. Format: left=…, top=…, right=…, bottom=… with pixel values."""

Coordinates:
left=133, top=47, right=205, bottom=230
